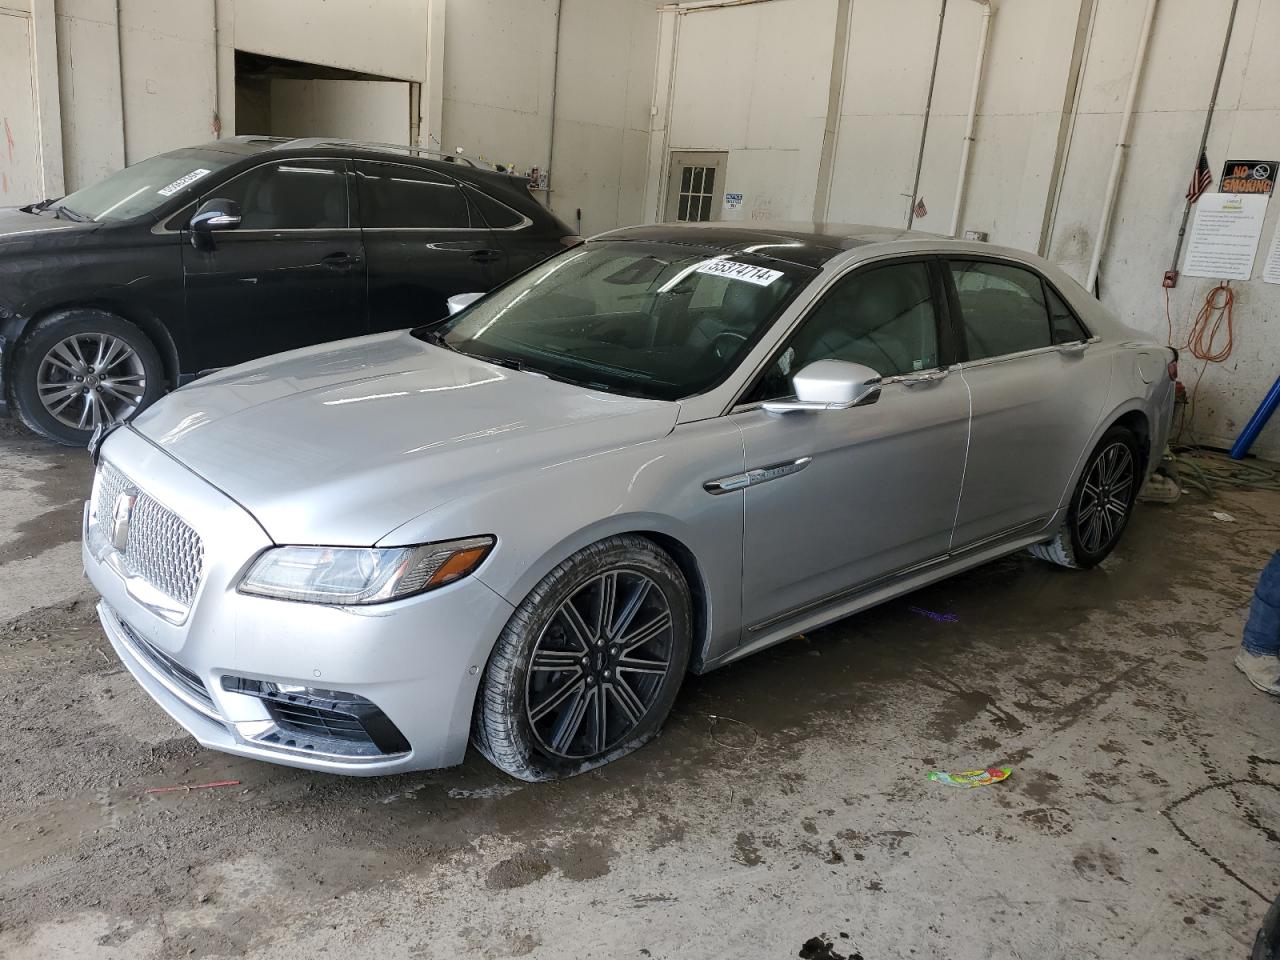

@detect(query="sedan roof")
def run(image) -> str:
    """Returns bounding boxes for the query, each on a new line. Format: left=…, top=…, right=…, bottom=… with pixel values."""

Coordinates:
left=597, top=221, right=943, bottom=269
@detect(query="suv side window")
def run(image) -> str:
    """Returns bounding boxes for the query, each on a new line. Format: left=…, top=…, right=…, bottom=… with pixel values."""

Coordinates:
left=949, top=260, right=1055, bottom=360
left=465, top=186, right=524, bottom=229
left=355, top=161, right=472, bottom=229
left=212, top=159, right=349, bottom=230
left=743, top=260, right=940, bottom=404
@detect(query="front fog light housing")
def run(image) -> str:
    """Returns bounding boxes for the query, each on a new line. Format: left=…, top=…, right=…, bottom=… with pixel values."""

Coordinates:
left=238, top=536, right=494, bottom=604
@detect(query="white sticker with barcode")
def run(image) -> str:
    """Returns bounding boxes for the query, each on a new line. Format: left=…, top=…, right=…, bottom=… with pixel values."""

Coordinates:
left=694, top=259, right=784, bottom=286
left=157, top=169, right=212, bottom=197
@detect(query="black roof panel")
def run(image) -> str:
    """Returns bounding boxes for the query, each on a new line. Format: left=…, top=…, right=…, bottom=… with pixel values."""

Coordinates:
left=597, top=221, right=936, bottom=268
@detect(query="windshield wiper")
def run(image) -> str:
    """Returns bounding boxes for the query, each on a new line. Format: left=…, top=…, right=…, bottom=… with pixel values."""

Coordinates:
left=415, top=329, right=458, bottom=353
left=53, top=205, right=93, bottom=223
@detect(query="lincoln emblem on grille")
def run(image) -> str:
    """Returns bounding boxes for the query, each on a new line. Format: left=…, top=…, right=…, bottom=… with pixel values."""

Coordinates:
left=110, top=491, right=138, bottom=552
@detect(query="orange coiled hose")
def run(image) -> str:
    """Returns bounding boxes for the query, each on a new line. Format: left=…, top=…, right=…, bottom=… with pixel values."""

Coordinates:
left=1182, top=281, right=1235, bottom=363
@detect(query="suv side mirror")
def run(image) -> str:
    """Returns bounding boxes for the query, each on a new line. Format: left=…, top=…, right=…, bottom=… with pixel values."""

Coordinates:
left=190, top=199, right=241, bottom=248
left=447, top=292, right=484, bottom=316
left=763, top=359, right=882, bottom=414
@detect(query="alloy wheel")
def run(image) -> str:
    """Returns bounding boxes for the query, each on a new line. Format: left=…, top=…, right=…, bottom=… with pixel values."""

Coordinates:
left=525, top=569, right=675, bottom=760
left=1075, top=441, right=1135, bottom=554
left=36, top=333, right=147, bottom=430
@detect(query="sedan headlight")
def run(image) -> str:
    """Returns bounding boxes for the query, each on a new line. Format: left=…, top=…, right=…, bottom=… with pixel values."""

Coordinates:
left=238, top=536, right=494, bottom=604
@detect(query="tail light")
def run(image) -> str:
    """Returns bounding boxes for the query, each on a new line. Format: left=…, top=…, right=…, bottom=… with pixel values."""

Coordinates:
left=1167, top=347, right=1179, bottom=381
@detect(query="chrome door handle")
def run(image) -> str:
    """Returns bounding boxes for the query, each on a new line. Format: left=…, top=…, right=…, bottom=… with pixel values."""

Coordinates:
left=1058, top=341, right=1089, bottom=355
left=900, top=369, right=949, bottom=386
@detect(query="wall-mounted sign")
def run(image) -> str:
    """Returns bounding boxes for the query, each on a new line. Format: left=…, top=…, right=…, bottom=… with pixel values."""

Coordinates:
left=725, top=192, right=744, bottom=211
left=1220, top=160, right=1276, bottom=194
left=1182, top=193, right=1269, bottom=281
left=1263, top=222, right=1280, bottom=285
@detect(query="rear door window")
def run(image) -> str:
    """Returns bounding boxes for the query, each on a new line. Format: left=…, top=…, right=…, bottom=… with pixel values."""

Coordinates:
left=355, top=161, right=473, bottom=229
left=1046, top=284, right=1089, bottom=343
left=948, top=260, right=1054, bottom=360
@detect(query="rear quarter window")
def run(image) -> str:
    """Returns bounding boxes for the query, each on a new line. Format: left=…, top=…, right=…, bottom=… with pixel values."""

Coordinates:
left=466, top=187, right=526, bottom=229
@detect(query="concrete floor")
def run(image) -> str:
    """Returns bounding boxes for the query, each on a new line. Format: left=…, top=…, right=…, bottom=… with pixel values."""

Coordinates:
left=0, top=416, right=1277, bottom=960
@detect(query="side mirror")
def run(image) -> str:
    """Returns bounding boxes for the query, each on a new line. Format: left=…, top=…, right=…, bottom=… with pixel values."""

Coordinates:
left=190, top=199, right=241, bottom=248
left=762, top=359, right=882, bottom=414
left=447, top=292, right=484, bottom=316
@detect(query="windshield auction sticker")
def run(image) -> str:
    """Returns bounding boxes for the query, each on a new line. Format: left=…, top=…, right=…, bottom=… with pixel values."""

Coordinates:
left=157, top=169, right=213, bottom=197
left=694, top=259, right=784, bottom=286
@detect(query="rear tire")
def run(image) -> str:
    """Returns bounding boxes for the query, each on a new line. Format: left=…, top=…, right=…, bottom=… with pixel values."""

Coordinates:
left=1029, top=425, right=1142, bottom=569
left=472, top=535, right=692, bottom=781
left=12, top=309, right=166, bottom=446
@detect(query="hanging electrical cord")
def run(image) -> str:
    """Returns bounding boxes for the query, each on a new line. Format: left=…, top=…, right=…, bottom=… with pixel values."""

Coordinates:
left=1168, top=281, right=1236, bottom=448
left=1184, top=281, right=1235, bottom=363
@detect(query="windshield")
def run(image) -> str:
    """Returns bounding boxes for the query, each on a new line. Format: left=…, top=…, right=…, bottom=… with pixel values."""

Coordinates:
left=429, top=240, right=811, bottom=401
left=48, top=148, right=237, bottom=223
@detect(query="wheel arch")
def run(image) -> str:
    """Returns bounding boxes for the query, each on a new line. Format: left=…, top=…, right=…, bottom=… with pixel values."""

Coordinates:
left=1056, top=401, right=1153, bottom=512
left=13, top=300, right=181, bottom=393
left=480, top=513, right=717, bottom=672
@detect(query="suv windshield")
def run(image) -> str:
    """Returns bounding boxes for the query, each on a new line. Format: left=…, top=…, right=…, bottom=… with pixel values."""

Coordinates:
left=430, top=240, right=810, bottom=401
left=47, top=148, right=237, bottom=223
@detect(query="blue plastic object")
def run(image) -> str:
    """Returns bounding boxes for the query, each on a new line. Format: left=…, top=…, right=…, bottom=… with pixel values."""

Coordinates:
left=1231, top=374, right=1280, bottom=460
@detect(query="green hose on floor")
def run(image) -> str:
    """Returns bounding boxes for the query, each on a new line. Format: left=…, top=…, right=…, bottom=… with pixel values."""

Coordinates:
left=1171, top=449, right=1280, bottom=495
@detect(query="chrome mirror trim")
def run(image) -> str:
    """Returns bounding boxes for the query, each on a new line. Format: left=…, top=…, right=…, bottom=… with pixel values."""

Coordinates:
left=762, top=386, right=880, bottom=414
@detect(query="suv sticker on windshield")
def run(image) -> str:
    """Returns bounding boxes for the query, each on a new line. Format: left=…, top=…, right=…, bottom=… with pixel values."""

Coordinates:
left=694, top=259, right=784, bottom=287
left=157, top=169, right=213, bottom=197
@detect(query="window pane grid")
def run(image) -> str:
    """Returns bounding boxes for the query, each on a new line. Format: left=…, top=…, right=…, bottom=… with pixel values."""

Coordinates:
left=676, top=165, right=716, bottom=222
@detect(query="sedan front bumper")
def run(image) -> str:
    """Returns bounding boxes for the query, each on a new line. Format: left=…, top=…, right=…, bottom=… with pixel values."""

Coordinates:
left=83, top=427, right=516, bottom=776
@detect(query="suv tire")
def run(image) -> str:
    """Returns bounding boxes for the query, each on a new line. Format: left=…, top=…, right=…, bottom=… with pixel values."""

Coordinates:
left=13, top=309, right=165, bottom=446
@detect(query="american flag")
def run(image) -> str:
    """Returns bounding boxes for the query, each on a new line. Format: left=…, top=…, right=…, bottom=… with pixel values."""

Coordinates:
left=1186, top=151, right=1213, bottom=204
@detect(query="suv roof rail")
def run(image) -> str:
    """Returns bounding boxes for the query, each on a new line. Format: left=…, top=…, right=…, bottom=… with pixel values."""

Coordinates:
left=277, top=137, right=480, bottom=167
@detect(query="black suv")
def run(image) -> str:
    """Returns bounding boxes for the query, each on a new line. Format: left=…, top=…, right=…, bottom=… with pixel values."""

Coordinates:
left=0, top=136, right=577, bottom=444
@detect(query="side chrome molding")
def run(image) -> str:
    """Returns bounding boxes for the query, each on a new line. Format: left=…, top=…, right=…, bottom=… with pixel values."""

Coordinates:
left=704, top=456, right=812, bottom=495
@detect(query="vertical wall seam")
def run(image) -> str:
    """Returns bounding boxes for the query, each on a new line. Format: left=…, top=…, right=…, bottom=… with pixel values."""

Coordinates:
left=812, top=0, right=852, bottom=223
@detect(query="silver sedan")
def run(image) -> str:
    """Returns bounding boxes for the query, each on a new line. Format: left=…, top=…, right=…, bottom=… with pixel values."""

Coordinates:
left=83, top=222, right=1176, bottom=780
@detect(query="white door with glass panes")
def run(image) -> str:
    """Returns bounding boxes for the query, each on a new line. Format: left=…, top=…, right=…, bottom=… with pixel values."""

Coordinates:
left=664, top=152, right=727, bottom=222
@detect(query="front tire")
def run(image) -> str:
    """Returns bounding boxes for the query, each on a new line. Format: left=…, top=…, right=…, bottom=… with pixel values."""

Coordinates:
left=12, top=309, right=166, bottom=446
left=472, top=535, right=692, bottom=781
left=1030, top=425, right=1142, bottom=569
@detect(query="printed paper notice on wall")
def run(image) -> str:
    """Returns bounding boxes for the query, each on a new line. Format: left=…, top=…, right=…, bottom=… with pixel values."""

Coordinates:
left=694, top=259, right=783, bottom=286
left=1182, top=194, right=1269, bottom=281
left=1263, top=222, right=1280, bottom=285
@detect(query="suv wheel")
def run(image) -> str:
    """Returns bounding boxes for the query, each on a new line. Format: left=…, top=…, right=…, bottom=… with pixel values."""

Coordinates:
left=12, top=309, right=165, bottom=446
left=1029, top=424, right=1142, bottom=569
left=473, top=535, right=692, bottom=781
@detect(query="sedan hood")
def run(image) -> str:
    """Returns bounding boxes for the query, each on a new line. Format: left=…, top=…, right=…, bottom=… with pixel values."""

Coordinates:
left=130, top=331, right=679, bottom=545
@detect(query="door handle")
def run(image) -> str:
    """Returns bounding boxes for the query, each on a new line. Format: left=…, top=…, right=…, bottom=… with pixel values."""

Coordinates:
left=900, top=369, right=949, bottom=386
left=1058, top=341, right=1089, bottom=356
left=322, top=252, right=360, bottom=270
left=469, top=249, right=502, bottom=264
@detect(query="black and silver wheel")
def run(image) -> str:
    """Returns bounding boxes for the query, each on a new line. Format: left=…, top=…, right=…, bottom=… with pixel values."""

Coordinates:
left=473, top=535, right=692, bottom=781
left=1030, top=424, right=1142, bottom=569
left=13, top=310, right=165, bottom=446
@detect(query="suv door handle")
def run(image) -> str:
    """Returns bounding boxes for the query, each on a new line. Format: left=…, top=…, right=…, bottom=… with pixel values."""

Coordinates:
left=322, top=252, right=360, bottom=270
left=469, top=249, right=502, bottom=264
left=900, top=369, right=949, bottom=386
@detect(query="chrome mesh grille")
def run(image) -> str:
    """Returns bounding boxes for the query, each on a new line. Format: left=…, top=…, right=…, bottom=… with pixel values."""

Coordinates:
left=93, top=462, right=204, bottom=607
